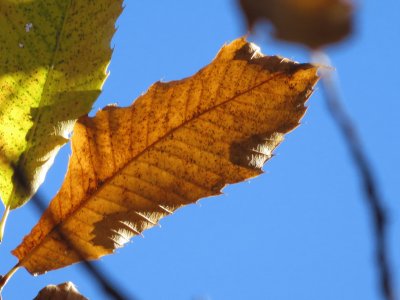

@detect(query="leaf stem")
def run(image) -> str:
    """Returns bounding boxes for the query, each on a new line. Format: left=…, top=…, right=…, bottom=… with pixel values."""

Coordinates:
left=0, top=264, right=19, bottom=293
left=312, top=51, right=395, bottom=300
left=0, top=206, right=10, bottom=243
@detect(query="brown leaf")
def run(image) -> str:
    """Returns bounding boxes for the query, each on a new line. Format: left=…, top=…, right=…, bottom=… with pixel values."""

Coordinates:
left=34, top=282, right=87, bottom=300
left=239, top=0, right=354, bottom=48
left=12, top=38, right=319, bottom=274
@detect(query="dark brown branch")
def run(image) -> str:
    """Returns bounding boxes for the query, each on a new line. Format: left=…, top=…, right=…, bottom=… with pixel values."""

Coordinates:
left=314, top=52, right=394, bottom=300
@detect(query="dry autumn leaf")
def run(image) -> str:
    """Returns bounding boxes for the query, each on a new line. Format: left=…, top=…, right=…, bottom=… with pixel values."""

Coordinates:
left=239, top=0, right=353, bottom=48
left=12, top=38, right=319, bottom=275
left=34, top=282, right=87, bottom=300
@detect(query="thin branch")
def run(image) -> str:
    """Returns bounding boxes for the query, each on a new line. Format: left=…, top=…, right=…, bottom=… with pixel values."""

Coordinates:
left=0, top=163, right=136, bottom=300
left=313, top=52, right=394, bottom=300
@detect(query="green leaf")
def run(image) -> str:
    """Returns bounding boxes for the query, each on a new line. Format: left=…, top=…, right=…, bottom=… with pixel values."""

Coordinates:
left=0, top=0, right=123, bottom=209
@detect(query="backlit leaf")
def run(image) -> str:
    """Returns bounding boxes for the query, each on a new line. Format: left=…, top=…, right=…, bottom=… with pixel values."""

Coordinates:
left=0, top=0, right=122, bottom=209
left=13, top=38, right=319, bottom=274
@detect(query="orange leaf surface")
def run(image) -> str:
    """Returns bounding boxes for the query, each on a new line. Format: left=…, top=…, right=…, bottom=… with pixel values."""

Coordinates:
left=13, top=38, right=319, bottom=274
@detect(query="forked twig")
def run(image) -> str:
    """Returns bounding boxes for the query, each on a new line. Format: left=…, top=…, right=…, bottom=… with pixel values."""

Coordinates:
left=313, top=52, right=394, bottom=300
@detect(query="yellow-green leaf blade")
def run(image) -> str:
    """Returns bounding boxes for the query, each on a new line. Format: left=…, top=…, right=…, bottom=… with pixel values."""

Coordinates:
left=13, top=38, right=319, bottom=274
left=0, top=0, right=123, bottom=208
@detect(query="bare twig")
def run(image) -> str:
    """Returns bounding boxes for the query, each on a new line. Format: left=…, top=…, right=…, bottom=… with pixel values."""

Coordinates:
left=0, top=163, right=136, bottom=300
left=313, top=52, right=394, bottom=300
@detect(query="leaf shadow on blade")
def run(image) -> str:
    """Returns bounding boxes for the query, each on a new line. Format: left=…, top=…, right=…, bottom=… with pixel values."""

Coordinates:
left=7, top=90, right=99, bottom=208
left=0, top=0, right=122, bottom=210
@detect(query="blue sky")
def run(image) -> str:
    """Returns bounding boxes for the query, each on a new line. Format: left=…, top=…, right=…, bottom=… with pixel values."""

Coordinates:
left=1, top=0, right=399, bottom=299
